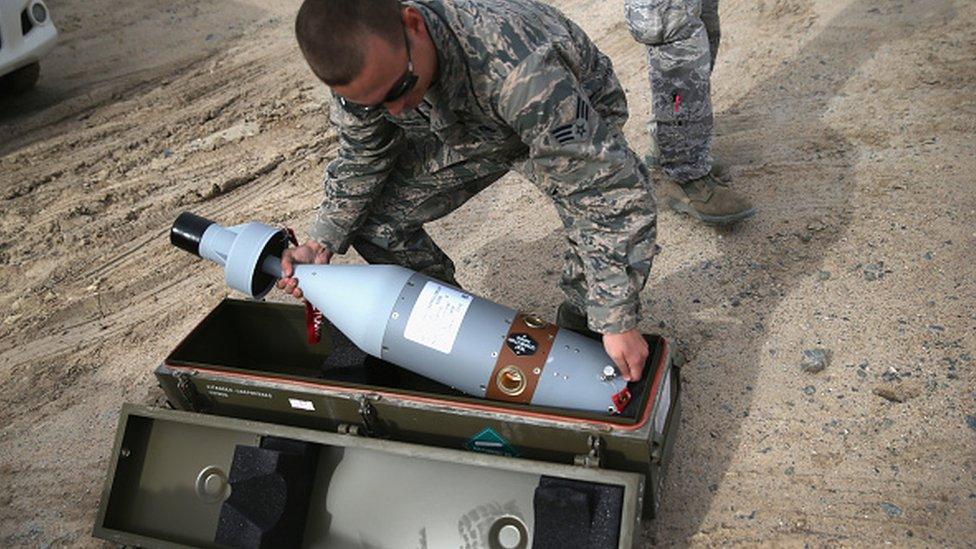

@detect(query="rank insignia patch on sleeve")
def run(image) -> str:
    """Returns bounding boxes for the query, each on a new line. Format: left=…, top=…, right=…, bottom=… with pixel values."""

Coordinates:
left=550, top=96, right=591, bottom=145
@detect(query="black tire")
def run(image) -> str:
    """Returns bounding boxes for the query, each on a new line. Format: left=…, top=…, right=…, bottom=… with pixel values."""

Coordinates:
left=0, top=62, right=41, bottom=94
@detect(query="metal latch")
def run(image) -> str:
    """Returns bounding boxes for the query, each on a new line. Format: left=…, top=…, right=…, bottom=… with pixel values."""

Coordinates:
left=573, top=434, right=603, bottom=468
left=650, top=442, right=663, bottom=464
left=173, top=371, right=212, bottom=412
left=339, top=394, right=381, bottom=437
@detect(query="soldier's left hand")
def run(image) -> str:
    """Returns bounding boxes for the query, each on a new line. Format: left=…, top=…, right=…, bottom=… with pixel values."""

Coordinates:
left=602, top=330, right=648, bottom=382
left=277, top=240, right=333, bottom=300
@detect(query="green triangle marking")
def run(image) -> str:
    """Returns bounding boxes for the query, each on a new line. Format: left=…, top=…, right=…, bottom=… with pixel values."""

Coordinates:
left=464, top=427, right=519, bottom=457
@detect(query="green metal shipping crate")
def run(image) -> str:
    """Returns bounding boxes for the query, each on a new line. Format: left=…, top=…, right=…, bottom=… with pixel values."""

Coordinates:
left=93, top=404, right=645, bottom=548
left=153, top=299, right=681, bottom=520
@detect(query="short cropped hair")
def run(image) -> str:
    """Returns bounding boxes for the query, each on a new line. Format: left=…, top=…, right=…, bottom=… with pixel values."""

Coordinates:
left=295, top=0, right=404, bottom=86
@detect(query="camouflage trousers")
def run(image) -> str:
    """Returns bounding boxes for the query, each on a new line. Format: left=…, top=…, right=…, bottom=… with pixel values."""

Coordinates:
left=343, top=134, right=644, bottom=318
left=625, top=0, right=721, bottom=183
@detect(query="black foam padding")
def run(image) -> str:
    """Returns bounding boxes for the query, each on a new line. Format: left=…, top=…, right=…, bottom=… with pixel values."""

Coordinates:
left=531, top=476, right=623, bottom=549
left=215, top=438, right=318, bottom=549
left=320, top=321, right=370, bottom=372
left=621, top=373, right=650, bottom=419
left=170, top=212, right=214, bottom=257
left=319, top=321, right=464, bottom=395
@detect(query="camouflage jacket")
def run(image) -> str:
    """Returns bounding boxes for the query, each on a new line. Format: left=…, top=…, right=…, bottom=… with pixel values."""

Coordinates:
left=310, top=0, right=656, bottom=333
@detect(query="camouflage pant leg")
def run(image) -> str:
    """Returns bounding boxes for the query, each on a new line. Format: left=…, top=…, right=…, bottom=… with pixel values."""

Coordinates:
left=350, top=137, right=510, bottom=286
left=625, top=0, right=714, bottom=182
left=701, top=0, right=720, bottom=70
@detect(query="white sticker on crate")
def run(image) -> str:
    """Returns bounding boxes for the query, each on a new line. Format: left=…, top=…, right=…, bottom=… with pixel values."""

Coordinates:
left=403, top=281, right=473, bottom=354
left=289, top=398, right=315, bottom=411
left=654, top=368, right=672, bottom=436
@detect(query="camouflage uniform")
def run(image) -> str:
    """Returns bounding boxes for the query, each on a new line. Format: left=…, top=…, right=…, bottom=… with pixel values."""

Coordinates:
left=308, top=0, right=657, bottom=334
left=625, top=0, right=721, bottom=183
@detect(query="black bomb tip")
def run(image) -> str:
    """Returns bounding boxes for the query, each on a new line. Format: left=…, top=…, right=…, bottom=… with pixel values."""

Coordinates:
left=171, top=211, right=215, bottom=257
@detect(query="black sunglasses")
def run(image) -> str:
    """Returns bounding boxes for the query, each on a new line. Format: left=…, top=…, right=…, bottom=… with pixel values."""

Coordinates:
left=342, top=27, right=418, bottom=111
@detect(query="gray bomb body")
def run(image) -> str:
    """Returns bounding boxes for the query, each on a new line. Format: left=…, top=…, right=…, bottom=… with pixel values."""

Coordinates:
left=171, top=213, right=630, bottom=414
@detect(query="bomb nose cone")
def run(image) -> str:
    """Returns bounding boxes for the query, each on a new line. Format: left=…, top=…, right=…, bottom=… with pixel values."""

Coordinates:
left=171, top=212, right=215, bottom=257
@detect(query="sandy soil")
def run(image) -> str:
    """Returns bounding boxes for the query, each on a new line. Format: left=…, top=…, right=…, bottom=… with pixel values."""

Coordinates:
left=1, top=0, right=974, bottom=546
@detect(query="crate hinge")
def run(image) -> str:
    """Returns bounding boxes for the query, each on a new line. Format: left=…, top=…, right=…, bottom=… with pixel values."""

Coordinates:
left=173, top=370, right=212, bottom=412
left=574, top=434, right=603, bottom=468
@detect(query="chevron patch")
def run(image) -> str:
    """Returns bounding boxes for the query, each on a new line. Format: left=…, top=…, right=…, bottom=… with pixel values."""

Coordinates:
left=550, top=96, right=591, bottom=145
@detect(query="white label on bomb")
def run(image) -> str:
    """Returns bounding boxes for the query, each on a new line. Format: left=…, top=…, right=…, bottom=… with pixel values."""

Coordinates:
left=403, top=281, right=473, bottom=354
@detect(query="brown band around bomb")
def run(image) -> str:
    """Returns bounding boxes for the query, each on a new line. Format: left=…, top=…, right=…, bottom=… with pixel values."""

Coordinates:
left=485, top=313, right=558, bottom=404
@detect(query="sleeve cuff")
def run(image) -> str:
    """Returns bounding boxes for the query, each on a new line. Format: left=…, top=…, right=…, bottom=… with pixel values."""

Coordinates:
left=308, top=216, right=352, bottom=255
left=586, top=299, right=641, bottom=334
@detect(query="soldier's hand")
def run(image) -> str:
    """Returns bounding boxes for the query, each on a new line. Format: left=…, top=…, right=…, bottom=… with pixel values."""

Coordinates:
left=277, top=240, right=333, bottom=300
left=602, top=329, right=648, bottom=382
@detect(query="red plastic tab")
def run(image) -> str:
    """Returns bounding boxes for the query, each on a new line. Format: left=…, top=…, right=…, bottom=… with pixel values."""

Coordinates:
left=611, top=387, right=631, bottom=414
left=305, top=300, right=324, bottom=344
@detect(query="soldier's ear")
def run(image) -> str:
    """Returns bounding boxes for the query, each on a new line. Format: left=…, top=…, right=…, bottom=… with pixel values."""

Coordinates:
left=401, top=6, right=426, bottom=36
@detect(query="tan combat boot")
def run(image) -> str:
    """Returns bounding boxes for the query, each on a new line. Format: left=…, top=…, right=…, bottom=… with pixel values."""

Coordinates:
left=660, top=172, right=756, bottom=225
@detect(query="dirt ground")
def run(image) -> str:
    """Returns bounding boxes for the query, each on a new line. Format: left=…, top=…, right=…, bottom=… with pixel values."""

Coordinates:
left=1, top=0, right=974, bottom=546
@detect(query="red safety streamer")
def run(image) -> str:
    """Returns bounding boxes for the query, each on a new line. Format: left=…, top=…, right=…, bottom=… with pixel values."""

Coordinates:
left=283, top=226, right=324, bottom=344
left=305, top=300, right=324, bottom=344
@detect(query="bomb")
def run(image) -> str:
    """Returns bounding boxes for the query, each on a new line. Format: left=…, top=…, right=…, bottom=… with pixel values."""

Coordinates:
left=170, top=212, right=632, bottom=414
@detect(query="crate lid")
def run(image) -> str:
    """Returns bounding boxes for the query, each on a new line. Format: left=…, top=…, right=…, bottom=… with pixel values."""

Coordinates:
left=94, top=404, right=644, bottom=548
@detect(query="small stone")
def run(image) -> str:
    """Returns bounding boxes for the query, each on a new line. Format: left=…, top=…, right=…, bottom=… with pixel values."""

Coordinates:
left=800, top=348, right=830, bottom=373
left=966, top=415, right=976, bottom=432
left=807, top=220, right=827, bottom=232
left=881, top=367, right=900, bottom=382
left=817, top=270, right=831, bottom=281
left=928, top=324, right=944, bottom=332
left=784, top=466, right=795, bottom=476
left=863, top=262, right=887, bottom=281
left=880, top=502, right=903, bottom=517
left=923, top=251, right=934, bottom=260
left=163, top=148, right=173, bottom=158
left=802, top=385, right=816, bottom=396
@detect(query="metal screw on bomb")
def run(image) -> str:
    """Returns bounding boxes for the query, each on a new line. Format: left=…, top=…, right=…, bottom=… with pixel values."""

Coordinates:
left=170, top=212, right=632, bottom=414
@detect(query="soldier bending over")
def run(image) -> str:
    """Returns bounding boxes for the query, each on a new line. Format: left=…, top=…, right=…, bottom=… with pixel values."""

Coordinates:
left=280, top=0, right=658, bottom=382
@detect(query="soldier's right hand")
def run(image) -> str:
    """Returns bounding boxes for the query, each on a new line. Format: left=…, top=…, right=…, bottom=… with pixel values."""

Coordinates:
left=277, top=240, right=333, bottom=300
